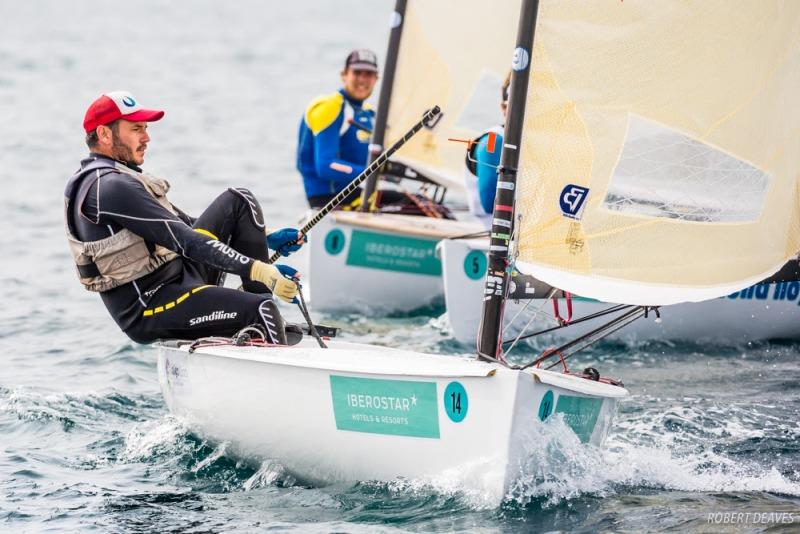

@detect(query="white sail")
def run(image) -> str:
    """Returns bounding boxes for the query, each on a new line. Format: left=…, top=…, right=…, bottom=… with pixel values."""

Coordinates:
left=384, top=0, right=521, bottom=191
left=513, top=0, right=800, bottom=305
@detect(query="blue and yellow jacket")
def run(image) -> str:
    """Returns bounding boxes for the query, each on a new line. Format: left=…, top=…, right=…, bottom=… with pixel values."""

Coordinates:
left=296, top=88, right=375, bottom=199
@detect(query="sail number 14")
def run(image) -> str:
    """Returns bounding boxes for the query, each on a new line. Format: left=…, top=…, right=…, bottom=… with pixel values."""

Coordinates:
left=444, top=382, right=468, bottom=423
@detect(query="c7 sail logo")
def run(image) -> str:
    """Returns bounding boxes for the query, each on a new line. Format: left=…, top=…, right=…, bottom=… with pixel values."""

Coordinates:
left=559, top=184, right=590, bottom=220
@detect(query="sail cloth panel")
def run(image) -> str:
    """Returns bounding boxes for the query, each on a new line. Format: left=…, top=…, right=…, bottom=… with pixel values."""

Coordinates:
left=385, top=0, right=520, bottom=191
left=514, top=0, right=800, bottom=306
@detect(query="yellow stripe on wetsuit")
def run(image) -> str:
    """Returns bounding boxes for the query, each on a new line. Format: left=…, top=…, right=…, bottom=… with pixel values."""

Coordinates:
left=193, top=228, right=218, bottom=240
left=142, top=285, right=213, bottom=317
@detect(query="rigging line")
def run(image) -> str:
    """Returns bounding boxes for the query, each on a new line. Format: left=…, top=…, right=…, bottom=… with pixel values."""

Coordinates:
left=503, top=303, right=633, bottom=344
left=561, top=311, right=645, bottom=359
left=504, top=293, right=538, bottom=331
left=564, top=306, right=649, bottom=355
left=534, top=307, right=648, bottom=371
left=503, top=288, right=558, bottom=358
left=544, top=307, right=649, bottom=370
left=548, top=305, right=646, bottom=357
left=517, top=306, right=646, bottom=371
left=501, top=215, right=547, bottom=358
left=296, top=285, right=326, bottom=348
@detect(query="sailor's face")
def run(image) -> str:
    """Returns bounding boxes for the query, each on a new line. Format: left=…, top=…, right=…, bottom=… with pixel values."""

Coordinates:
left=341, top=68, right=378, bottom=101
left=110, top=120, right=150, bottom=166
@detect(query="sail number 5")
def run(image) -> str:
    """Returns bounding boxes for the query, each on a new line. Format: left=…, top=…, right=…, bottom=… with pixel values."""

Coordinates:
left=463, top=250, right=487, bottom=280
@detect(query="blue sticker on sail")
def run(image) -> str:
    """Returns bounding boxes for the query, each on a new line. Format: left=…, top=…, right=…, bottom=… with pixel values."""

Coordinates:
left=444, top=381, right=468, bottom=423
left=559, top=184, right=590, bottom=220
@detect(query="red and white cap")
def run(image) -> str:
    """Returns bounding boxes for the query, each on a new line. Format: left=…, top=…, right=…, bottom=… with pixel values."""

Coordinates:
left=83, top=91, right=165, bottom=133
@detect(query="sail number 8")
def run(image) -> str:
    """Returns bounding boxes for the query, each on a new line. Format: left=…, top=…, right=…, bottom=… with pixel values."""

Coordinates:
left=444, top=381, right=468, bottom=423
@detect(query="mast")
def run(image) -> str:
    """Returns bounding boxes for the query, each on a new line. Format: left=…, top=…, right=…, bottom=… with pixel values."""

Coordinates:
left=360, top=0, right=408, bottom=211
left=477, top=0, right=540, bottom=361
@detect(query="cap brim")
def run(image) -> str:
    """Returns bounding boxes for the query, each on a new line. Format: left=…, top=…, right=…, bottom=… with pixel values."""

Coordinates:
left=121, top=109, right=165, bottom=122
left=347, top=63, right=378, bottom=73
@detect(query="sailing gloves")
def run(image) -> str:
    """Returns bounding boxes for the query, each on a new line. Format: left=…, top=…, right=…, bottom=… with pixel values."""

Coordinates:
left=267, top=228, right=307, bottom=257
left=250, top=261, right=299, bottom=303
left=252, top=228, right=305, bottom=302
left=275, top=264, right=301, bottom=304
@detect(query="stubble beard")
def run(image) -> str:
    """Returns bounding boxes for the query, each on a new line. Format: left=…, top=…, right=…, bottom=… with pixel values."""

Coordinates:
left=111, top=135, right=141, bottom=166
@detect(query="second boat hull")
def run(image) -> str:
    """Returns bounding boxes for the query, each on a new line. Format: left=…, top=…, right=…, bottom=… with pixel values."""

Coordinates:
left=307, top=212, right=483, bottom=314
left=440, top=238, right=800, bottom=344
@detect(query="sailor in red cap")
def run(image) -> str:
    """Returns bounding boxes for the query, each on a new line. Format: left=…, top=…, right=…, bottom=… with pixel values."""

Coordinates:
left=65, top=91, right=307, bottom=344
left=81, top=91, right=165, bottom=166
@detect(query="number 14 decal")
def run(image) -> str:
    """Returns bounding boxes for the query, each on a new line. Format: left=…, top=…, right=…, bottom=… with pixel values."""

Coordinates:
left=444, top=382, right=468, bottom=423
left=451, top=392, right=462, bottom=413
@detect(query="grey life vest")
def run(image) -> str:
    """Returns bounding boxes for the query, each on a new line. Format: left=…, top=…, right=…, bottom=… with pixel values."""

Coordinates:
left=64, top=159, right=179, bottom=292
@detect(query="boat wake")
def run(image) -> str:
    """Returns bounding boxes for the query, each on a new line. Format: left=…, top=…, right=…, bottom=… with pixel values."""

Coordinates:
left=242, top=459, right=296, bottom=491
left=112, top=409, right=798, bottom=514
left=119, top=416, right=191, bottom=464
left=504, top=412, right=799, bottom=510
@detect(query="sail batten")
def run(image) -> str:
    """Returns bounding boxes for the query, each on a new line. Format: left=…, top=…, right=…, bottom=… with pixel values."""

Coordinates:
left=514, top=0, right=800, bottom=305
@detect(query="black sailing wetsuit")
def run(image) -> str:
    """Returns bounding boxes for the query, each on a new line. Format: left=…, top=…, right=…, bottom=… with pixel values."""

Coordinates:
left=65, top=153, right=285, bottom=344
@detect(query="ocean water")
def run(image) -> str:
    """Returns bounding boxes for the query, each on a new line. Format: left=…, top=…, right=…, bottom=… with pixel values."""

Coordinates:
left=1, top=1, right=798, bottom=532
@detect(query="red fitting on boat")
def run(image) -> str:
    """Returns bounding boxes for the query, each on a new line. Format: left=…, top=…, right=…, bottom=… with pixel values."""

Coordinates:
left=552, top=292, right=573, bottom=325
left=535, top=348, right=569, bottom=373
left=565, top=292, right=573, bottom=323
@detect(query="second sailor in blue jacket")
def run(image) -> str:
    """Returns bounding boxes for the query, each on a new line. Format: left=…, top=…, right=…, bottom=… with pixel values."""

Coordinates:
left=297, top=49, right=379, bottom=208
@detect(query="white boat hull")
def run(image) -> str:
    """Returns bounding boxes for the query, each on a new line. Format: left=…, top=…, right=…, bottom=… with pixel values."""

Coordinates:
left=440, top=238, right=800, bottom=345
left=157, top=338, right=626, bottom=504
left=307, top=212, right=483, bottom=314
